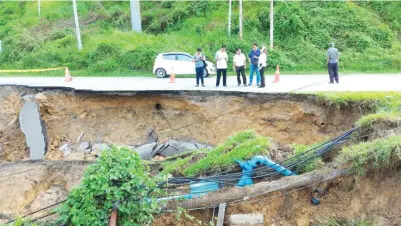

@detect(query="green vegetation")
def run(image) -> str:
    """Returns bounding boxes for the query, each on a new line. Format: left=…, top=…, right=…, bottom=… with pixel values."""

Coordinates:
left=56, top=146, right=164, bottom=226
left=161, top=130, right=273, bottom=176
left=335, top=135, right=401, bottom=176
left=290, top=143, right=324, bottom=173
left=0, top=1, right=400, bottom=76
left=326, top=217, right=375, bottom=226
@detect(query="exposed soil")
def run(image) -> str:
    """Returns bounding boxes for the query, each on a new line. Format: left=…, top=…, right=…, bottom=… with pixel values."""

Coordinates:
left=0, top=86, right=368, bottom=162
left=154, top=170, right=401, bottom=226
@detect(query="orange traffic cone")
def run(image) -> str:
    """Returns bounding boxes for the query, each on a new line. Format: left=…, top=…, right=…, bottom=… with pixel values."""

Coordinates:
left=64, top=67, right=72, bottom=82
left=169, top=67, right=175, bottom=83
left=273, top=65, right=280, bottom=83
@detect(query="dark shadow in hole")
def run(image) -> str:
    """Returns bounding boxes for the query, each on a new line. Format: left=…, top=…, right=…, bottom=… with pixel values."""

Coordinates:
left=155, top=103, right=162, bottom=111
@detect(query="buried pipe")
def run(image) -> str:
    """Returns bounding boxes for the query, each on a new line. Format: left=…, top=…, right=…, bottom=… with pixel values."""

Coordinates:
left=236, top=156, right=296, bottom=187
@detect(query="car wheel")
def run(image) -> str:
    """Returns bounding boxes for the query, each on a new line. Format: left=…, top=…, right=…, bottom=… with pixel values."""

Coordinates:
left=155, top=68, right=167, bottom=78
left=203, top=68, right=209, bottom=78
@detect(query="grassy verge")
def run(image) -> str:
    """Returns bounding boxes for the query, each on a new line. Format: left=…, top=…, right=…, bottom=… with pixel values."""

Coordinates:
left=335, top=135, right=401, bottom=176
left=160, top=130, right=273, bottom=177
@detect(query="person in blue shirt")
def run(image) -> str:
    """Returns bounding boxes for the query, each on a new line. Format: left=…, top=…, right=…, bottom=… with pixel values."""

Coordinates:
left=248, top=43, right=261, bottom=86
left=193, top=47, right=206, bottom=87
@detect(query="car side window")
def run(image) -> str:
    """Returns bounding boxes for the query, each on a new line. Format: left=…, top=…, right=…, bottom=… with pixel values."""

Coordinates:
left=162, top=54, right=176, bottom=61
left=177, top=54, right=193, bottom=62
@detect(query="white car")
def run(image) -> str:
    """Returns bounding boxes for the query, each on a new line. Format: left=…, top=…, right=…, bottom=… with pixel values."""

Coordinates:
left=153, top=52, right=216, bottom=78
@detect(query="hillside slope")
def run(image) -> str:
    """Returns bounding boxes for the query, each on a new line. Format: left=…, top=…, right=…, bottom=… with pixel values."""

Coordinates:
left=0, top=1, right=400, bottom=76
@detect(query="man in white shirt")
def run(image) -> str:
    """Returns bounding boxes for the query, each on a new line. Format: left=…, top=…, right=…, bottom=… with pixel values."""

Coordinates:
left=233, top=48, right=247, bottom=86
left=215, top=45, right=228, bottom=87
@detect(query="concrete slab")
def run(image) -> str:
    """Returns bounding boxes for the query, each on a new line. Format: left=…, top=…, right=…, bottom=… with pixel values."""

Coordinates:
left=19, top=100, right=47, bottom=160
left=229, top=213, right=264, bottom=226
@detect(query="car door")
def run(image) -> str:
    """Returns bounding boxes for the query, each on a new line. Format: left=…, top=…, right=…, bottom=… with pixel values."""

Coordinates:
left=161, top=54, right=178, bottom=74
left=176, top=54, right=196, bottom=75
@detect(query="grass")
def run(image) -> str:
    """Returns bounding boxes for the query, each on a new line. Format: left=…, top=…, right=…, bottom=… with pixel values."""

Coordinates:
left=335, top=135, right=401, bottom=176
left=160, top=130, right=273, bottom=176
left=0, top=1, right=400, bottom=76
left=290, top=143, right=324, bottom=173
left=325, top=217, right=375, bottom=226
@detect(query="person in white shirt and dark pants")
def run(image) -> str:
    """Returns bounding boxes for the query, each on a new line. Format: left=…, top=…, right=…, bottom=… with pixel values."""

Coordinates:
left=258, top=46, right=267, bottom=88
left=233, top=48, right=247, bottom=86
left=215, top=45, right=228, bottom=87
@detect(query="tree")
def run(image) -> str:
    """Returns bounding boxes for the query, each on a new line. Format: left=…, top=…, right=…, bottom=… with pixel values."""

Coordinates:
left=56, top=146, right=164, bottom=225
left=130, top=0, right=142, bottom=32
left=239, top=0, right=243, bottom=40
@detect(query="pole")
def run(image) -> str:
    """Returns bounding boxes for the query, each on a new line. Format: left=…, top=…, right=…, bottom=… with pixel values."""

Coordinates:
left=239, top=0, right=243, bottom=40
left=130, top=0, right=142, bottom=32
left=270, top=0, right=274, bottom=50
left=228, top=0, right=232, bottom=37
left=38, top=0, right=41, bottom=18
left=72, top=0, right=82, bottom=50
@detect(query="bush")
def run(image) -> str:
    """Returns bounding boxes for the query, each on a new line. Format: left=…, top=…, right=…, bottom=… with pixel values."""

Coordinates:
left=119, top=47, right=158, bottom=71
left=290, top=143, right=324, bottom=173
left=56, top=146, right=164, bottom=226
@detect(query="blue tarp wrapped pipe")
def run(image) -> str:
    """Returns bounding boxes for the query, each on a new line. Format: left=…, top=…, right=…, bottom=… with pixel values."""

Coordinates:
left=236, top=155, right=297, bottom=187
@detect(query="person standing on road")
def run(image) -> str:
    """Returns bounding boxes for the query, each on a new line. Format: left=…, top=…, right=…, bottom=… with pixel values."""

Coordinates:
left=258, top=46, right=267, bottom=88
left=233, top=48, right=247, bottom=86
left=193, top=47, right=206, bottom=87
left=248, top=43, right=261, bottom=86
left=215, top=45, right=228, bottom=87
left=327, top=42, right=340, bottom=84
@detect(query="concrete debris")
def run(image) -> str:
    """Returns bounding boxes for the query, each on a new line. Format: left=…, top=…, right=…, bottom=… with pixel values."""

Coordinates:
left=151, top=139, right=213, bottom=158
left=77, top=141, right=90, bottom=151
left=152, top=155, right=165, bottom=161
left=19, top=100, right=47, bottom=160
left=134, top=142, right=157, bottom=159
left=59, top=143, right=71, bottom=157
left=228, top=213, right=264, bottom=226
left=91, top=143, right=110, bottom=157
left=147, top=127, right=158, bottom=143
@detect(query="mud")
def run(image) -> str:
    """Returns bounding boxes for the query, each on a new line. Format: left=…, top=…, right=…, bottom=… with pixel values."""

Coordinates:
left=0, top=86, right=367, bottom=162
left=154, top=171, right=401, bottom=225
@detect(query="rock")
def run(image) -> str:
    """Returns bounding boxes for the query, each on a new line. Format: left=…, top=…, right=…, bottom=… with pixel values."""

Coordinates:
left=91, top=143, right=110, bottom=157
left=19, top=100, right=48, bottom=160
left=147, top=128, right=158, bottom=143
left=34, top=93, right=47, bottom=101
left=77, top=141, right=90, bottom=151
left=152, top=155, right=165, bottom=161
left=30, top=185, right=68, bottom=212
left=374, top=216, right=392, bottom=226
left=59, top=143, right=71, bottom=157
left=78, top=112, right=88, bottom=119
left=64, top=152, right=86, bottom=161
left=134, top=142, right=157, bottom=159
left=228, top=213, right=264, bottom=226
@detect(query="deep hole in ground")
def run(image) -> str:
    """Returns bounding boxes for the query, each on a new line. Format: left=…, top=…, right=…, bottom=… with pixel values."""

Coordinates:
left=3, top=86, right=397, bottom=225
left=0, top=86, right=369, bottom=162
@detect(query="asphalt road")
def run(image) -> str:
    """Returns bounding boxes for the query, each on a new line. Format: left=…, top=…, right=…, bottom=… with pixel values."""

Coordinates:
left=0, top=74, right=400, bottom=93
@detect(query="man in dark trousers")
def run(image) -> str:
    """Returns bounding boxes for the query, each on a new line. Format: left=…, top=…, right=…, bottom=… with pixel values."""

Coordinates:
left=248, top=43, right=261, bottom=86
left=327, top=42, right=340, bottom=84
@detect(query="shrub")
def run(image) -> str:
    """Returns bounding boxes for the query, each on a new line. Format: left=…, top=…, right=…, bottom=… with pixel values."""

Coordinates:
left=119, top=47, right=158, bottom=71
left=56, top=146, right=164, bottom=226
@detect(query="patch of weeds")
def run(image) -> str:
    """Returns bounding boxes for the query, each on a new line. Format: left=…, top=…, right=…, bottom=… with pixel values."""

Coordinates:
left=325, top=217, right=375, bottom=226
left=290, top=143, right=324, bottom=173
left=335, top=135, right=401, bottom=176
